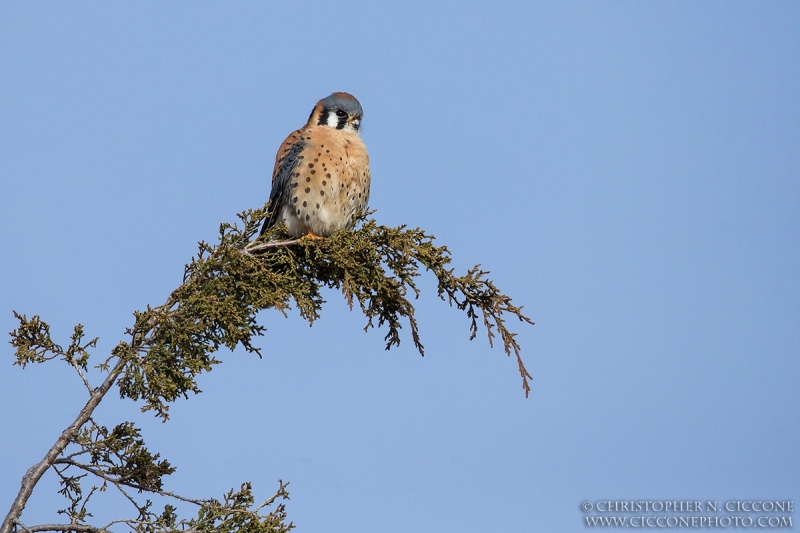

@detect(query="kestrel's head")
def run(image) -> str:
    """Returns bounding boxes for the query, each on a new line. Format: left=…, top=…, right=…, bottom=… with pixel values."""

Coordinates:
left=307, top=92, right=364, bottom=135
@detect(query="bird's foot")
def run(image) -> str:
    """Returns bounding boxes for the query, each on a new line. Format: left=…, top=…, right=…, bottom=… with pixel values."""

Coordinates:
left=301, top=231, right=324, bottom=242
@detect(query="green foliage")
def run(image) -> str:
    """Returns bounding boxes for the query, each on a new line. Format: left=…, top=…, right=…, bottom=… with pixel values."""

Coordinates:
left=10, top=314, right=97, bottom=372
left=68, top=421, right=175, bottom=492
left=5, top=206, right=533, bottom=533
left=187, top=483, right=292, bottom=533
left=117, top=208, right=534, bottom=420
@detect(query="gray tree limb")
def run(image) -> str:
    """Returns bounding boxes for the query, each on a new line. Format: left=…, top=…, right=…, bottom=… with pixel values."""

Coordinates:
left=0, top=357, right=128, bottom=533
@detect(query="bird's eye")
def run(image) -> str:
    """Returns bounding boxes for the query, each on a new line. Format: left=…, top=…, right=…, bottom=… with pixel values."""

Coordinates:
left=335, top=110, right=347, bottom=118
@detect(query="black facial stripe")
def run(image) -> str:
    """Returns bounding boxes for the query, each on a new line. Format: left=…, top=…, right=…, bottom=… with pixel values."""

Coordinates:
left=318, top=109, right=329, bottom=126
left=336, top=114, right=347, bottom=129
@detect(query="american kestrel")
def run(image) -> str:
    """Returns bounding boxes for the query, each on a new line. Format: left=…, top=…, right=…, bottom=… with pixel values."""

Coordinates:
left=260, top=92, right=370, bottom=238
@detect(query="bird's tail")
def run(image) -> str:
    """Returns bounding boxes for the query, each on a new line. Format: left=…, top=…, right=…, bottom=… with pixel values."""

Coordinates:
left=259, top=212, right=273, bottom=236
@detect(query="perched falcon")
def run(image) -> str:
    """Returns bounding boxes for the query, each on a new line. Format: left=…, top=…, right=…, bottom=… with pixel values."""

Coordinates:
left=260, top=92, right=370, bottom=238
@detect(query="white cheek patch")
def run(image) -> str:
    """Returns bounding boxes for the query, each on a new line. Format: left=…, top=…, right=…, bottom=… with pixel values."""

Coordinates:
left=326, top=113, right=339, bottom=128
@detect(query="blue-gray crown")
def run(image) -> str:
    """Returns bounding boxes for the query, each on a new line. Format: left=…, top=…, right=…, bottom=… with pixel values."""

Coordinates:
left=320, top=92, right=363, bottom=118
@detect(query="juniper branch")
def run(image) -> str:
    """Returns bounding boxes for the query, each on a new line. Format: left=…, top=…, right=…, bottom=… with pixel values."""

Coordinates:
left=4, top=206, right=532, bottom=533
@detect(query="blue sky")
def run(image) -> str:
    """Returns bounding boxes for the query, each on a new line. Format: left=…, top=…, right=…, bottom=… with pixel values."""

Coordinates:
left=1, top=2, right=798, bottom=532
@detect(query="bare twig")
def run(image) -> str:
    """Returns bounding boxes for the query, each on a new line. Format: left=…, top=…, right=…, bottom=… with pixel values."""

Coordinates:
left=51, top=459, right=209, bottom=508
left=68, top=362, right=94, bottom=396
left=13, top=522, right=97, bottom=533
left=106, top=481, right=149, bottom=519
left=100, top=519, right=151, bottom=531
left=48, top=458, right=288, bottom=521
left=243, top=238, right=303, bottom=254
left=11, top=520, right=32, bottom=533
left=254, top=480, right=290, bottom=513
